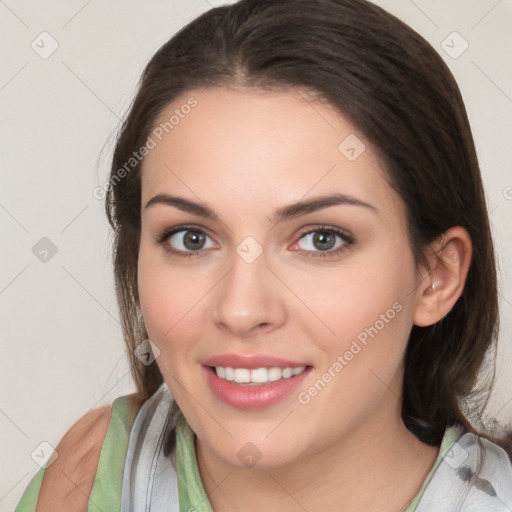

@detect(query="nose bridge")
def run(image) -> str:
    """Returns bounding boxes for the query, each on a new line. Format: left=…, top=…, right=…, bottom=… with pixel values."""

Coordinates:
left=213, top=244, right=285, bottom=336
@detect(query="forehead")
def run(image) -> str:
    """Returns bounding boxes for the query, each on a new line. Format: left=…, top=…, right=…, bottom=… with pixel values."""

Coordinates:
left=140, top=87, right=401, bottom=222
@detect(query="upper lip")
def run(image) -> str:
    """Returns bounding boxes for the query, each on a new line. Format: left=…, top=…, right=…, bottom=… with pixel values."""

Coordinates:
left=203, top=353, right=311, bottom=369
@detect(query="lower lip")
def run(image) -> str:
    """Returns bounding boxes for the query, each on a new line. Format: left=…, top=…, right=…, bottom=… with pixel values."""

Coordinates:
left=203, top=366, right=312, bottom=410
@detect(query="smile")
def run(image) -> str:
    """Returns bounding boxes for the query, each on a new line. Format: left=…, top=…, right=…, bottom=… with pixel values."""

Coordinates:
left=212, top=365, right=307, bottom=385
left=204, top=364, right=313, bottom=409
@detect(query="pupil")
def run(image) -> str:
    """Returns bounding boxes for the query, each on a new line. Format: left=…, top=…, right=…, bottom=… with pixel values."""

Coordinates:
left=314, top=231, right=334, bottom=251
left=184, top=231, right=204, bottom=250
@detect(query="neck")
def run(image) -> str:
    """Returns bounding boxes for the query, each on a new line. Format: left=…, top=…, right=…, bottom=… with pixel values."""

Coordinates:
left=195, top=399, right=440, bottom=512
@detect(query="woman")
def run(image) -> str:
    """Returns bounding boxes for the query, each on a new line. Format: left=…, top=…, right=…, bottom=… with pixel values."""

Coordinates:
left=16, top=0, right=512, bottom=510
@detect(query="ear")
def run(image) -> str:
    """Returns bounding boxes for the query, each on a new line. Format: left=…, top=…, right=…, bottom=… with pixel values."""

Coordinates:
left=413, top=226, right=472, bottom=327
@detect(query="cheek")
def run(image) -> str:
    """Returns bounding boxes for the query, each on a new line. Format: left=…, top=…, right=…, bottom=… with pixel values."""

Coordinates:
left=291, top=268, right=413, bottom=438
left=138, top=247, right=166, bottom=337
left=137, top=243, right=214, bottom=365
left=291, top=245, right=416, bottom=389
left=297, top=254, right=413, bottom=337
left=137, top=245, right=188, bottom=345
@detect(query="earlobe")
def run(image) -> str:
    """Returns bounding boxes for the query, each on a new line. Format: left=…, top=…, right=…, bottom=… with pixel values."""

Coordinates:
left=413, top=227, right=472, bottom=327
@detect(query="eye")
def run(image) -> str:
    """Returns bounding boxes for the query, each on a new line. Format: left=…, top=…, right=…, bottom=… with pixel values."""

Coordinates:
left=156, top=225, right=215, bottom=258
left=156, top=224, right=353, bottom=260
left=292, top=226, right=353, bottom=258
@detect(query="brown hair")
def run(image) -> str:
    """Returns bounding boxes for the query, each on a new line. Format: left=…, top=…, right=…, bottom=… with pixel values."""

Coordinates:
left=105, top=0, right=511, bottom=453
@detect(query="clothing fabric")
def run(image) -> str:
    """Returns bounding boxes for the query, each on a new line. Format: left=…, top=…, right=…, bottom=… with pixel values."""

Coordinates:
left=15, top=381, right=512, bottom=511
left=14, top=391, right=137, bottom=512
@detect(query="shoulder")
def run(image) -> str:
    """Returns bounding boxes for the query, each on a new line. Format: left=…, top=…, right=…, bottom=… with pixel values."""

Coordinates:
left=35, top=403, right=114, bottom=511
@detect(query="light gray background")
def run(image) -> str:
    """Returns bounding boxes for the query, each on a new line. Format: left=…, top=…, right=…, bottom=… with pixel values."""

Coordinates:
left=1, top=0, right=511, bottom=509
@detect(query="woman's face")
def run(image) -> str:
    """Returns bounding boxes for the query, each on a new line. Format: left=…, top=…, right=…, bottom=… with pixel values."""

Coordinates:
left=138, top=87, right=425, bottom=469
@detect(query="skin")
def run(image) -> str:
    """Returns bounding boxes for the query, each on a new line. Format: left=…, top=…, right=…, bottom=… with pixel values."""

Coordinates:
left=36, top=405, right=113, bottom=510
left=137, top=87, right=472, bottom=512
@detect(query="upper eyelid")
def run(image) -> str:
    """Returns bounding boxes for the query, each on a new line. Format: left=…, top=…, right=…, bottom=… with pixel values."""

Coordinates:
left=164, top=224, right=349, bottom=236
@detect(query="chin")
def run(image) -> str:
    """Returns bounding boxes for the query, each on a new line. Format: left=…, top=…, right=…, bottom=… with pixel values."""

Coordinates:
left=197, top=427, right=309, bottom=471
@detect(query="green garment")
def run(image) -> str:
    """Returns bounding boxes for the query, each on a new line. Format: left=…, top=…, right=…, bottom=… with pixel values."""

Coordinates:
left=14, top=394, right=137, bottom=512
left=14, top=392, right=461, bottom=511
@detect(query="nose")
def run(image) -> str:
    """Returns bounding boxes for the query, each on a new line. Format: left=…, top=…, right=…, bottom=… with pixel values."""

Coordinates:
left=212, top=248, right=287, bottom=338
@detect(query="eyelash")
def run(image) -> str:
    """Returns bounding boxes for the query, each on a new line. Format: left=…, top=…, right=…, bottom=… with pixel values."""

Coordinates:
left=155, top=224, right=354, bottom=260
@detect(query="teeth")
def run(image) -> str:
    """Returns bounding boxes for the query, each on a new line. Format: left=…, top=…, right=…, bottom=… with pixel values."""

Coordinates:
left=234, top=368, right=251, bottom=383
left=214, top=366, right=307, bottom=384
left=268, top=367, right=282, bottom=381
left=282, top=367, right=292, bottom=378
left=251, top=367, right=269, bottom=383
left=225, top=367, right=234, bottom=381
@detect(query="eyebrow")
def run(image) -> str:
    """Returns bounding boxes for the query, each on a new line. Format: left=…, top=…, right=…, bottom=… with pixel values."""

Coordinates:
left=144, top=192, right=378, bottom=223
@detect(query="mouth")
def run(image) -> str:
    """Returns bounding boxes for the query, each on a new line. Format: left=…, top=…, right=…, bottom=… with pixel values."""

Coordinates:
left=203, top=364, right=313, bottom=409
